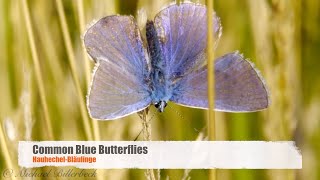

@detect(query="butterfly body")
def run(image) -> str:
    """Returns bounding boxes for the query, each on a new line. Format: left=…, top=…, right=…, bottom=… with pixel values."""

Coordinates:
left=147, top=20, right=172, bottom=112
left=84, top=3, right=269, bottom=120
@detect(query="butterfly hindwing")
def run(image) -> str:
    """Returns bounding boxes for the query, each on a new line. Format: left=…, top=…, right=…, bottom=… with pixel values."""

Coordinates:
left=84, top=16, right=151, bottom=120
left=171, top=52, right=269, bottom=112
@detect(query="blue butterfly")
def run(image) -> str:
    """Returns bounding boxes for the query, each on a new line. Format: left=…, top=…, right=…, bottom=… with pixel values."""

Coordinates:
left=84, top=3, right=269, bottom=120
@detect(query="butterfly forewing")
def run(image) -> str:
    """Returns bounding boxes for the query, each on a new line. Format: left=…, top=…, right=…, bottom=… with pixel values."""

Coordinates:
left=154, top=3, right=221, bottom=76
left=84, top=16, right=151, bottom=120
left=171, top=52, right=269, bottom=112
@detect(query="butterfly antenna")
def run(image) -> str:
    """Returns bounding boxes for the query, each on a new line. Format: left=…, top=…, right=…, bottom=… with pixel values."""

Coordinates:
left=166, top=104, right=207, bottom=136
left=166, top=104, right=185, bottom=120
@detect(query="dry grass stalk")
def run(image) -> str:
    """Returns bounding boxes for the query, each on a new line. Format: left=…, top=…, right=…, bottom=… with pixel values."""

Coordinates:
left=139, top=109, right=157, bottom=180
left=76, top=0, right=101, bottom=142
left=55, top=0, right=93, bottom=140
left=0, top=125, right=17, bottom=180
left=21, top=0, right=54, bottom=140
left=206, top=0, right=217, bottom=179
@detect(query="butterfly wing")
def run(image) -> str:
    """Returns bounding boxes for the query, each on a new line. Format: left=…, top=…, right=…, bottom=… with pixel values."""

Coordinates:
left=171, top=52, right=269, bottom=112
left=84, top=16, right=151, bottom=120
left=154, top=3, right=222, bottom=76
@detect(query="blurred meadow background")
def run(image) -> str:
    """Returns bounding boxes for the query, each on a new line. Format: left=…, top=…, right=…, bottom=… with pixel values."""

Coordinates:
left=0, top=0, right=319, bottom=179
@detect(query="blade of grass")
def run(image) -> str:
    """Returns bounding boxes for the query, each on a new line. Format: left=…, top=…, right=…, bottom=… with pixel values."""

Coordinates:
left=34, top=0, right=65, bottom=87
left=0, top=125, right=17, bottom=180
left=76, top=0, right=91, bottom=86
left=273, top=1, right=301, bottom=179
left=21, top=0, right=54, bottom=140
left=206, top=0, right=216, bottom=180
left=248, top=1, right=300, bottom=179
left=76, top=0, right=101, bottom=143
left=55, top=0, right=93, bottom=140
left=4, top=0, right=18, bottom=109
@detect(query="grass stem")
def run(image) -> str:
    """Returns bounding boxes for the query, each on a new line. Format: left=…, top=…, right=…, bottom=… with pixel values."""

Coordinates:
left=141, top=109, right=156, bottom=180
left=76, top=0, right=101, bottom=143
left=206, top=0, right=216, bottom=180
left=76, top=0, right=92, bottom=87
left=0, top=125, right=16, bottom=180
left=21, top=0, right=54, bottom=140
left=55, top=0, right=93, bottom=140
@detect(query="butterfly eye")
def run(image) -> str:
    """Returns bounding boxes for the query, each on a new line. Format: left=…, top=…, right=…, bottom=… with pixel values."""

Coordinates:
left=154, top=103, right=160, bottom=108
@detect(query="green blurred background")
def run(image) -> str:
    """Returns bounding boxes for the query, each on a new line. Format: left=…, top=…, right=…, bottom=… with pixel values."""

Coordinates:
left=0, top=0, right=318, bottom=179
